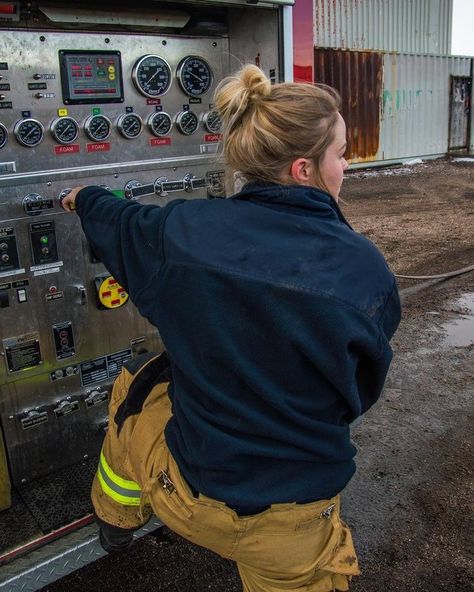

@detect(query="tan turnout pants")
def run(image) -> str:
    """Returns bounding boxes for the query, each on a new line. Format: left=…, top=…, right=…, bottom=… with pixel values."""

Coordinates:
left=92, top=362, right=360, bottom=592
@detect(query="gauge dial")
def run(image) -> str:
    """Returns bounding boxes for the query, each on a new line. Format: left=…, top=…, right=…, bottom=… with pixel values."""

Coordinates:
left=148, top=111, right=172, bottom=137
left=177, top=56, right=212, bottom=97
left=175, top=110, right=199, bottom=135
left=50, top=117, right=79, bottom=144
left=0, top=122, right=7, bottom=149
left=84, top=114, right=112, bottom=142
left=14, top=118, right=44, bottom=147
left=117, top=113, right=143, bottom=139
left=132, top=55, right=172, bottom=98
left=202, top=110, right=222, bottom=134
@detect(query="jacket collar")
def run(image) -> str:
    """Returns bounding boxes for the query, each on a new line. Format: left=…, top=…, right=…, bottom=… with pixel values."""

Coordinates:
left=233, top=181, right=353, bottom=229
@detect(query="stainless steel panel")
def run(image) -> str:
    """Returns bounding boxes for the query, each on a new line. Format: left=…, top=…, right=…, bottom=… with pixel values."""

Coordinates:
left=0, top=31, right=229, bottom=173
left=0, top=28, right=231, bottom=485
left=228, top=6, right=281, bottom=81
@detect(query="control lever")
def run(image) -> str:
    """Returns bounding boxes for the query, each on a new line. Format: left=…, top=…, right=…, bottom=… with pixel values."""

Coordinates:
left=19, top=406, right=49, bottom=429
left=76, top=284, right=87, bottom=305
left=127, top=182, right=156, bottom=200
left=58, top=188, right=73, bottom=210
left=83, top=386, right=108, bottom=408
left=53, top=396, right=80, bottom=418
left=126, top=174, right=210, bottom=200
left=23, top=192, right=54, bottom=216
left=98, top=418, right=109, bottom=434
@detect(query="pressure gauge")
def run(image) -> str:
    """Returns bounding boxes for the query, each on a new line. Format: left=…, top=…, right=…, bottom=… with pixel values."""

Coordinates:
left=117, top=113, right=143, bottom=139
left=132, top=55, right=172, bottom=98
left=14, top=118, right=44, bottom=147
left=0, top=122, right=7, bottom=149
left=202, top=110, right=222, bottom=134
left=84, top=114, right=111, bottom=142
left=50, top=117, right=79, bottom=144
left=175, top=110, right=199, bottom=135
left=177, top=56, right=212, bottom=96
left=148, top=111, right=172, bottom=137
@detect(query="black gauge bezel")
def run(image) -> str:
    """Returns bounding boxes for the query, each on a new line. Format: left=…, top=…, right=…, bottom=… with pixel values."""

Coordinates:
left=148, top=111, right=172, bottom=137
left=132, top=55, right=172, bottom=98
left=175, top=110, right=199, bottom=135
left=117, top=113, right=143, bottom=139
left=0, top=122, right=8, bottom=149
left=50, top=116, right=79, bottom=144
left=202, top=110, right=222, bottom=134
left=14, top=118, right=44, bottom=147
left=176, top=56, right=213, bottom=97
left=84, top=114, right=112, bottom=142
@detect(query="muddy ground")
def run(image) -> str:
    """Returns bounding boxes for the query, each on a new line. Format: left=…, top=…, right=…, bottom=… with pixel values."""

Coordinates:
left=43, top=158, right=474, bottom=592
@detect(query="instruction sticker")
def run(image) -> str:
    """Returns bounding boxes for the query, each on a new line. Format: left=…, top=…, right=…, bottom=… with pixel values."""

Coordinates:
left=4, top=333, right=42, bottom=373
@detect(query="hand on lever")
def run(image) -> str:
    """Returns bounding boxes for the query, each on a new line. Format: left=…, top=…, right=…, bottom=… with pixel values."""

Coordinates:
left=60, top=186, right=84, bottom=212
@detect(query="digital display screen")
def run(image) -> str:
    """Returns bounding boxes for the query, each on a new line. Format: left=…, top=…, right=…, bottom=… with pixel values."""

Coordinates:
left=59, top=50, right=124, bottom=104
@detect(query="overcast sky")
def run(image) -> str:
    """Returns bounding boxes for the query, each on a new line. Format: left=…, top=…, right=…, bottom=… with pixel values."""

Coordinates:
left=452, top=0, right=474, bottom=55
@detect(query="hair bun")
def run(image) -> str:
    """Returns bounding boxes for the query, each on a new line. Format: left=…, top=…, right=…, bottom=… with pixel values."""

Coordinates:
left=240, top=64, right=271, bottom=101
left=214, top=65, right=271, bottom=130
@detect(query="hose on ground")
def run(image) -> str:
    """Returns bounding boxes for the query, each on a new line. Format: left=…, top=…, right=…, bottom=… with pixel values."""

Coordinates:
left=394, top=264, right=474, bottom=281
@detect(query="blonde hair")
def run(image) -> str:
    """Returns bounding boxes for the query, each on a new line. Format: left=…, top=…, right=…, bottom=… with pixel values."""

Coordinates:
left=214, top=65, right=341, bottom=189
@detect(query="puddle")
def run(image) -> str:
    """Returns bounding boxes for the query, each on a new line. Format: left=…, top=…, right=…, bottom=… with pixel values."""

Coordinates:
left=442, top=293, right=474, bottom=347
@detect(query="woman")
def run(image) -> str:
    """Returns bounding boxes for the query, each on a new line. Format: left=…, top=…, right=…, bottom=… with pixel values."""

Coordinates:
left=62, top=65, right=401, bottom=592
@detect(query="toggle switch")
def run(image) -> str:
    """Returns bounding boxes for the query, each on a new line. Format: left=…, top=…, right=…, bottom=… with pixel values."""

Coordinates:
left=17, top=288, right=27, bottom=303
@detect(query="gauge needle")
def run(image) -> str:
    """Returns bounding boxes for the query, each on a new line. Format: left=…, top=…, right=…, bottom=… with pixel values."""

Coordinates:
left=145, top=70, right=159, bottom=86
left=23, top=127, right=37, bottom=140
left=188, top=71, right=204, bottom=83
left=95, top=122, right=105, bottom=134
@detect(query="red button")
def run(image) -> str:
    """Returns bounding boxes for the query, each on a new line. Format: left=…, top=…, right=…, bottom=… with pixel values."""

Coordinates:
left=0, top=5, right=16, bottom=14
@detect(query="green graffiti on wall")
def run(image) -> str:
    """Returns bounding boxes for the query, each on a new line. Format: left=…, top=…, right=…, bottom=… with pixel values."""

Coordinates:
left=383, top=89, right=424, bottom=117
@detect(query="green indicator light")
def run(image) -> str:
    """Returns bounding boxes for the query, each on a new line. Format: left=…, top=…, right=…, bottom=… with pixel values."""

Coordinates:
left=97, top=70, right=106, bottom=77
left=92, top=107, right=101, bottom=115
left=111, top=190, right=125, bottom=199
left=40, top=235, right=49, bottom=244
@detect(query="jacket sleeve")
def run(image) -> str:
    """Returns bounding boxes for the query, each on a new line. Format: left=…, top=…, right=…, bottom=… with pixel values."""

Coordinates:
left=75, top=186, right=165, bottom=317
left=353, top=280, right=401, bottom=416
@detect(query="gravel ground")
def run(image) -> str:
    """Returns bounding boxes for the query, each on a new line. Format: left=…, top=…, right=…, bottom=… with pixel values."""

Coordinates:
left=43, top=158, right=474, bottom=592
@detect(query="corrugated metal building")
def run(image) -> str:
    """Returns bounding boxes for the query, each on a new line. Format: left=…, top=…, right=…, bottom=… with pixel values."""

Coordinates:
left=298, top=0, right=473, bottom=165
left=314, top=0, right=453, bottom=55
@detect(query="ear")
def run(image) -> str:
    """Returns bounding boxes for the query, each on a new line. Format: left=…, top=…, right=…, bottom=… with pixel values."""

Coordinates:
left=290, top=158, right=314, bottom=185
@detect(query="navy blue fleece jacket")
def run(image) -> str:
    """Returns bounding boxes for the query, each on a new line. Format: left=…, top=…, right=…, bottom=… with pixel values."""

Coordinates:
left=76, top=182, right=401, bottom=509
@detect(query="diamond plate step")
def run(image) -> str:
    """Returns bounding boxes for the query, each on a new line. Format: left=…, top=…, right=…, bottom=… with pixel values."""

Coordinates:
left=0, top=516, right=162, bottom=592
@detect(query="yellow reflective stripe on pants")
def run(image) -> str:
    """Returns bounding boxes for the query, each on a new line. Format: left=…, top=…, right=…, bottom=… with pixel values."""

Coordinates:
left=97, top=450, right=142, bottom=506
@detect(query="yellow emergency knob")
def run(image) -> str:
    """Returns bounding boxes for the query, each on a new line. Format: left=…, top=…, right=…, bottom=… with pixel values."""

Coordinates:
left=97, top=276, right=128, bottom=309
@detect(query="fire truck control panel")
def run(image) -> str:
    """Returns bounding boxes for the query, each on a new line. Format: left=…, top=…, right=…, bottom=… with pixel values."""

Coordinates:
left=0, top=0, right=286, bottom=495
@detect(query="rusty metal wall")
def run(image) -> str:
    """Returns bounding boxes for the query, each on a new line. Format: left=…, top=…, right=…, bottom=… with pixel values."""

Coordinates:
left=314, top=48, right=382, bottom=161
left=314, top=0, right=452, bottom=56
left=314, top=49, right=472, bottom=164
